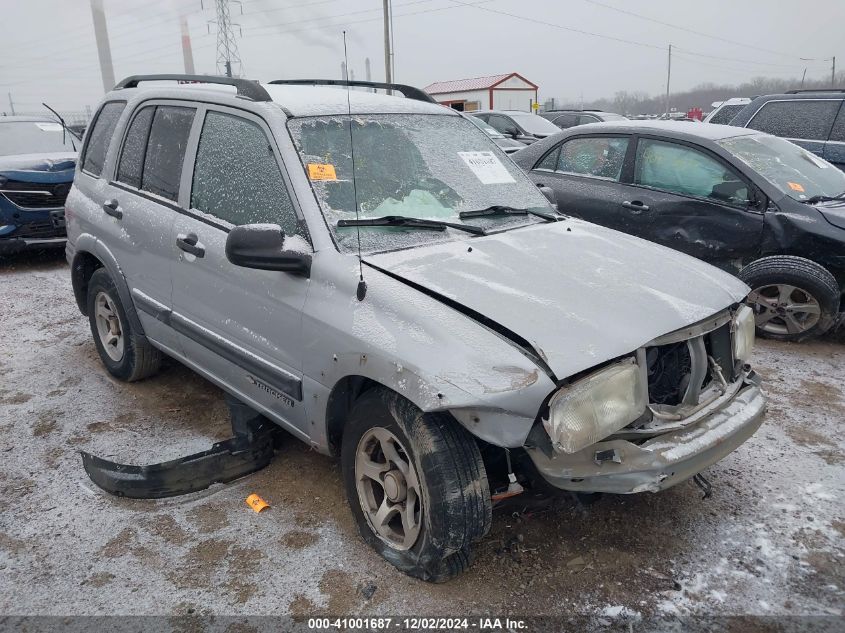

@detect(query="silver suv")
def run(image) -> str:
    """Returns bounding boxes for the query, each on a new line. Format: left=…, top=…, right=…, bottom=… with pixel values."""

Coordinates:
left=66, top=75, right=766, bottom=582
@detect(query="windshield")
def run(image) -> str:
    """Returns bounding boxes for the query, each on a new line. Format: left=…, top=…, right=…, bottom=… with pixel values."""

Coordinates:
left=0, top=120, right=76, bottom=156
left=708, top=104, right=746, bottom=125
left=468, top=116, right=504, bottom=138
left=718, top=134, right=845, bottom=201
left=288, top=114, right=551, bottom=253
left=506, top=113, right=561, bottom=135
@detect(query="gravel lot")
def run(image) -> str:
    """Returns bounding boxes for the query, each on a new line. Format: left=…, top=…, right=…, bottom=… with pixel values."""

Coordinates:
left=0, top=249, right=843, bottom=629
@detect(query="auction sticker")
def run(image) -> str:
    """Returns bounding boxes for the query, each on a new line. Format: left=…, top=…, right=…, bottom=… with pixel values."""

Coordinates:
left=458, top=151, right=515, bottom=184
left=307, top=163, right=337, bottom=180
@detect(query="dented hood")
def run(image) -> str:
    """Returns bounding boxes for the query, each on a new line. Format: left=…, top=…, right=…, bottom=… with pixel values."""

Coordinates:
left=365, top=219, right=749, bottom=380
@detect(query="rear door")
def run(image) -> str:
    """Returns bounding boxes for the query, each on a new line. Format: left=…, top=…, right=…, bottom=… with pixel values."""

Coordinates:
left=619, top=136, right=764, bottom=263
left=744, top=99, right=839, bottom=158
left=822, top=101, right=845, bottom=171
left=526, top=134, right=633, bottom=229
left=106, top=103, right=196, bottom=354
left=169, top=105, right=311, bottom=439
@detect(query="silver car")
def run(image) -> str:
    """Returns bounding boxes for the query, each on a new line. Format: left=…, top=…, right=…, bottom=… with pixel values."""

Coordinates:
left=66, top=75, right=765, bottom=582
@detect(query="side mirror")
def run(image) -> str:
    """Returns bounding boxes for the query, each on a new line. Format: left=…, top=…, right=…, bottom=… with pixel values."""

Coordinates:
left=537, top=183, right=557, bottom=206
left=225, top=224, right=311, bottom=276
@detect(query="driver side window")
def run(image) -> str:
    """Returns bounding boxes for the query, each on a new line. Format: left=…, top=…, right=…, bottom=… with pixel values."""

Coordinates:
left=634, top=139, right=750, bottom=205
left=191, top=111, right=301, bottom=236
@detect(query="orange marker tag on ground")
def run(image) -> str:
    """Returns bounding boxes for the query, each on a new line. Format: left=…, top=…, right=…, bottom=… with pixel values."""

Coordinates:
left=246, top=493, right=270, bottom=513
left=787, top=181, right=805, bottom=192
left=307, top=163, right=337, bottom=181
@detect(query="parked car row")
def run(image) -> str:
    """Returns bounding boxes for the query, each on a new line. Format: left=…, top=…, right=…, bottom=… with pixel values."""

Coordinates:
left=4, top=76, right=842, bottom=584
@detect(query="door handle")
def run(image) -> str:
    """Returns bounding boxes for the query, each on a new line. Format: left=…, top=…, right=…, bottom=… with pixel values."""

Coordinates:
left=176, top=233, right=205, bottom=258
left=622, top=200, right=650, bottom=213
left=102, top=199, right=122, bottom=219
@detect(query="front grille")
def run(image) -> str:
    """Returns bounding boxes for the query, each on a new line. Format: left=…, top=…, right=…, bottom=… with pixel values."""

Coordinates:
left=13, top=221, right=63, bottom=239
left=0, top=180, right=71, bottom=209
left=644, top=322, right=734, bottom=407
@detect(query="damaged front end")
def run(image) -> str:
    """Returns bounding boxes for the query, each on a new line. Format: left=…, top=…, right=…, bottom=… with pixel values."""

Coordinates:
left=525, top=305, right=766, bottom=494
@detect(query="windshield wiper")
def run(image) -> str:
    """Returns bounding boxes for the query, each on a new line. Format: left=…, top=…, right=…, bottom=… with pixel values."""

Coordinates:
left=459, top=205, right=560, bottom=222
left=337, top=215, right=486, bottom=235
left=802, top=191, right=845, bottom=205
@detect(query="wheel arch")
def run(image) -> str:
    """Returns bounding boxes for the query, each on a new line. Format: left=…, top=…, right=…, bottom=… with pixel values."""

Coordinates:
left=70, top=235, right=146, bottom=336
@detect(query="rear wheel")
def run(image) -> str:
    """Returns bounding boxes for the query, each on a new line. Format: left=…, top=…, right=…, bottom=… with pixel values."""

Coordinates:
left=86, top=268, right=162, bottom=381
left=739, top=256, right=840, bottom=342
left=341, top=387, right=491, bottom=582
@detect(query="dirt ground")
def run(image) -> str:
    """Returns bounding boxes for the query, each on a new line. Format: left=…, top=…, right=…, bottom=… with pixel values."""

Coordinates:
left=0, top=249, right=843, bottom=629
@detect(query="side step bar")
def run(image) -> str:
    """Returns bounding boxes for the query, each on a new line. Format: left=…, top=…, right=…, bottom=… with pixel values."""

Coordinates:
left=81, top=395, right=276, bottom=499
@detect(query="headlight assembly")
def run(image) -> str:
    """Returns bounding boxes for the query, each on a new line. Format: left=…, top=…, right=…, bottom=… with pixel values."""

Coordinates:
left=733, top=304, right=756, bottom=364
left=543, top=359, right=646, bottom=454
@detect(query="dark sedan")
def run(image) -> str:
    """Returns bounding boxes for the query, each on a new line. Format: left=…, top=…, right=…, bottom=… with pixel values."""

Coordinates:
left=0, top=116, right=78, bottom=255
left=512, top=121, right=845, bottom=341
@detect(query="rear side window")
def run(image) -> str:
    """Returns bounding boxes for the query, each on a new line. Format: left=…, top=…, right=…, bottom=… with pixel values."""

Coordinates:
left=551, top=113, right=578, bottom=129
left=141, top=106, right=195, bottom=201
left=747, top=100, right=840, bottom=141
left=556, top=136, right=629, bottom=180
left=829, top=104, right=845, bottom=142
left=116, top=106, right=154, bottom=189
left=82, top=101, right=125, bottom=176
left=190, top=111, right=298, bottom=235
left=578, top=114, right=600, bottom=125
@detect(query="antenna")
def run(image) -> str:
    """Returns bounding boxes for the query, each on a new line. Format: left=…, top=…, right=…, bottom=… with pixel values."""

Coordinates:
left=343, top=31, right=367, bottom=302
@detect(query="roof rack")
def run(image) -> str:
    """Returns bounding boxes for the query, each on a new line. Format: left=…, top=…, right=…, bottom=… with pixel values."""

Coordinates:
left=267, top=79, right=436, bottom=104
left=784, top=88, right=845, bottom=94
left=113, top=74, right=272, bottom=102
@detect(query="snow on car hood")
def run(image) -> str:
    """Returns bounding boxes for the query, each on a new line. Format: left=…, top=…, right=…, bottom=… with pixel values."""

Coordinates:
left=365, top=218, right=749, bottom=380
left=0, top=152, right=77, bottom=174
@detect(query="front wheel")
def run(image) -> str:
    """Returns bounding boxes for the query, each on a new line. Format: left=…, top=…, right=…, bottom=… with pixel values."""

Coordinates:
left=341, top=387, right=491, bottom=582
left=739, top=256, right=840, bottom=342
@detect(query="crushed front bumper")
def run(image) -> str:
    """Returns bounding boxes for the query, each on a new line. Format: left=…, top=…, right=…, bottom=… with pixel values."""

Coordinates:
left=526, top=384, right=766, bottom=494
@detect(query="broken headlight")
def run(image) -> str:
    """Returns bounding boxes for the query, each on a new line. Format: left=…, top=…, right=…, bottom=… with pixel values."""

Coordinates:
left=733, top=304, right=755, bottom=364
left=543, top=359, right=646, bottom=454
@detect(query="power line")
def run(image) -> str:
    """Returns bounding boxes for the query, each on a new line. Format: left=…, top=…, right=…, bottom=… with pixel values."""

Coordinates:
left=580, top=0, right=801, bottom=60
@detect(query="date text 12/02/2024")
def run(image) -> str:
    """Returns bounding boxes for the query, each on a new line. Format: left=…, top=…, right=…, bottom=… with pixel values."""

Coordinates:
left=307, top=617, right=528, bottom=630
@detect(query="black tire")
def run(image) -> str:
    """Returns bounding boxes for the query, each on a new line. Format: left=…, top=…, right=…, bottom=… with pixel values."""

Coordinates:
left=341, top=387, right=491, bottom=582
left=739, top=255, right=840, bottom=342
left=86, top=268, right=162, bottom=381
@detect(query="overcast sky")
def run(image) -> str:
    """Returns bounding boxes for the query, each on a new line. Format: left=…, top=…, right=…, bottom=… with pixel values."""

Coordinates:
left=1, top=0, right=843, bottom=114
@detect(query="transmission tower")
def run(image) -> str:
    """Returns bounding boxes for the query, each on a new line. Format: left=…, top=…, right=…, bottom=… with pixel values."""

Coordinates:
left=205, top=0, right=242, bottom=77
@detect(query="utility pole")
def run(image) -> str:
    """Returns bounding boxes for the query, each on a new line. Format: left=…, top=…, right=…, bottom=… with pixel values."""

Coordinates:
left=801, top=67, right=807, bottom=88
left=89, top=0, right=115, bottom=93
left=180, top=15, right=196, bottom=75
left=665, top=44, right=672, bottom=119
left=7, top=92, right=14, bottom=115
left=833, top=56, right=837, bottom=85
left=209, top=0, right=242, bottom=77
left=383, top=0, right=392, bottom=84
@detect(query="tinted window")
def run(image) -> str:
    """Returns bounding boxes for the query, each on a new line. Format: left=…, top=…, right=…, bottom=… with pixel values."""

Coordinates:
left=578, top=114, right=600, bottom=125
left=747, top=100, right=840, bottom=141
left=556, top=136, right=629, bottom=180
left=535, top=145, right=561, bottom=170
left=141, top=106, right=195, bottom=201
left=116, top=106, right=154, bottom=189
left=829, top=104, right=845, bottom=142
left=82, top=101, right=125, bottom=176
left=635, top=139, right=749, bottom=204
left=551, top=113, right=578, bottom=129
left=191, top=111, right=298, bottom=234
left=488, top=115, right=517, bottom=135
left=709, top=104, right=746, bottom=125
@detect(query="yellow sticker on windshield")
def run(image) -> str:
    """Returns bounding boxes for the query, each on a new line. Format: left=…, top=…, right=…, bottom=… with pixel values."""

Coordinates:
left=787, top=181, right=805, bottom=192
left=307, top=163, right=337, bottom=181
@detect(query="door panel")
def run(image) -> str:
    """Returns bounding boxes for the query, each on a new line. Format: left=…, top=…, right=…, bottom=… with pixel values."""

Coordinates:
left=169, top=107, right=311, bottom=437
left=626, top=138, right=763, bottom=262
left=169, top=217, right=310, bottom=437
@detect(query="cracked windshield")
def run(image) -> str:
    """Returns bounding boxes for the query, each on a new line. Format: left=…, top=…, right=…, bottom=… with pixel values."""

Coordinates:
left=288, top=113, right=551, bottom=253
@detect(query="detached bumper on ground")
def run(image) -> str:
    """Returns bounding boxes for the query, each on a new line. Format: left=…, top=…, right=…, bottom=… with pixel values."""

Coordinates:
left=527, top=384, right=766, bottom=494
